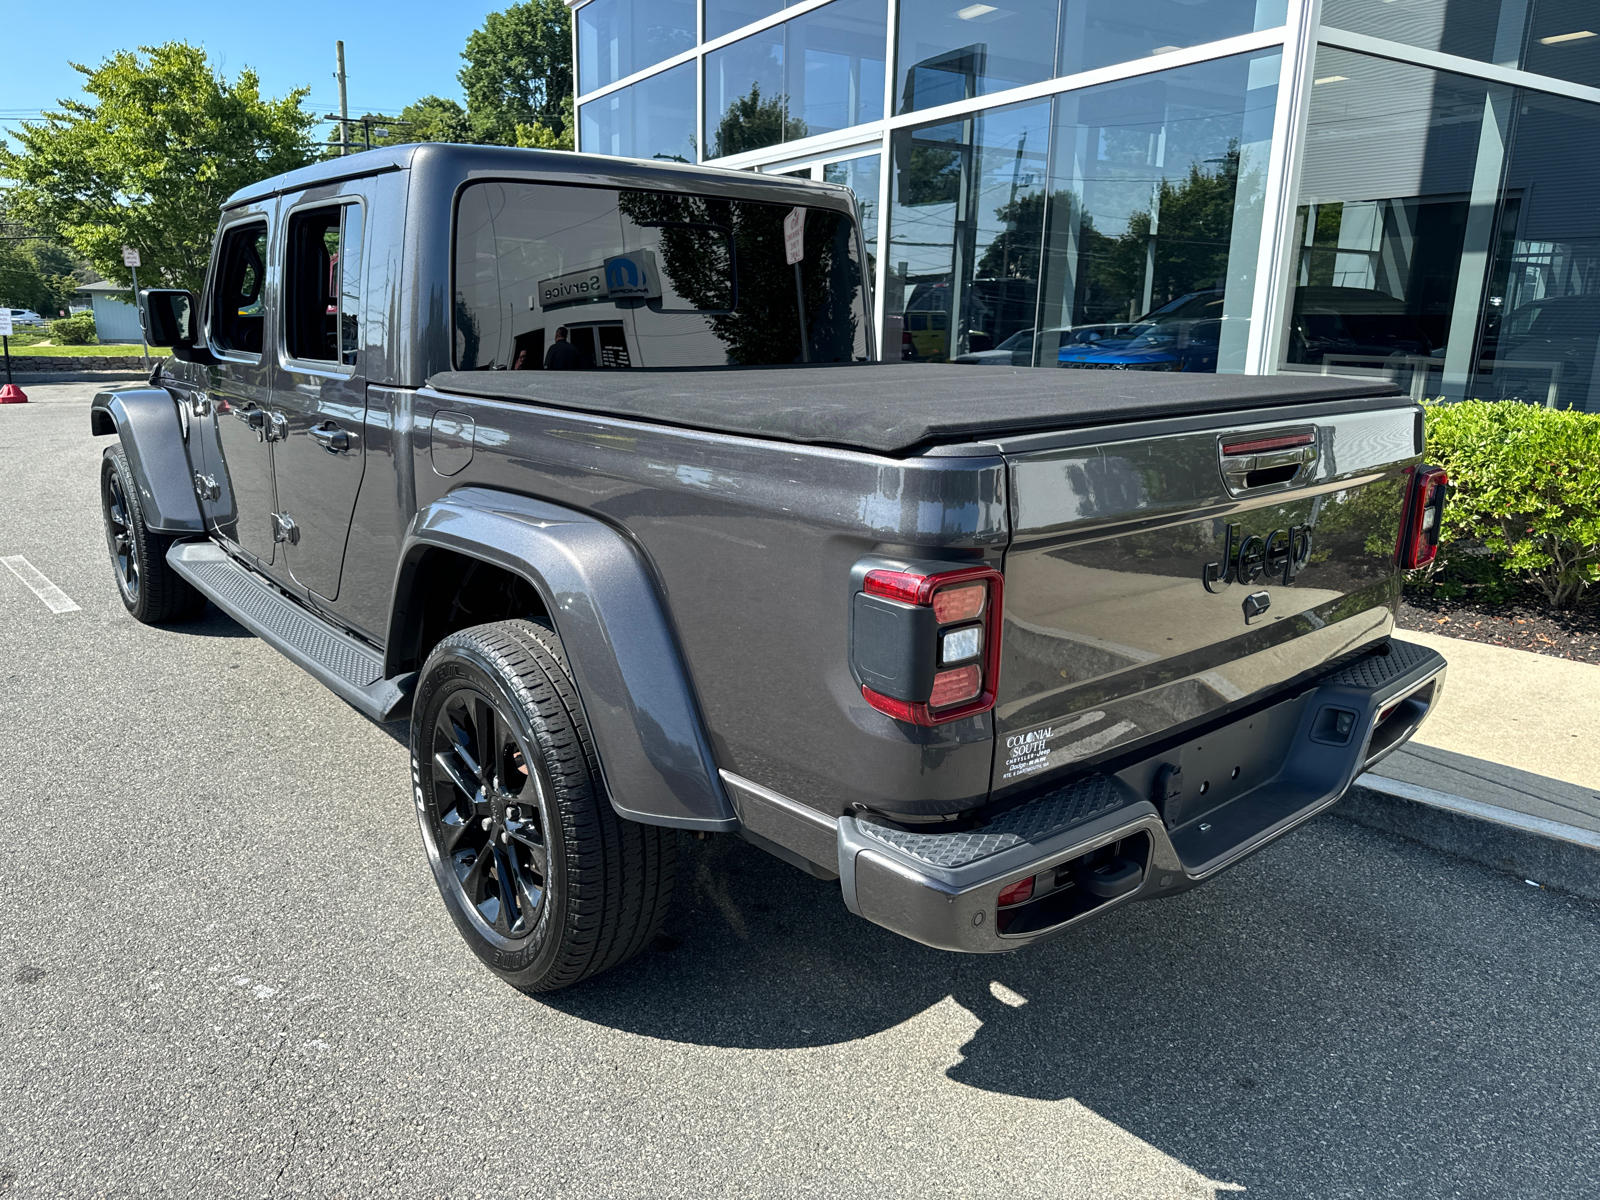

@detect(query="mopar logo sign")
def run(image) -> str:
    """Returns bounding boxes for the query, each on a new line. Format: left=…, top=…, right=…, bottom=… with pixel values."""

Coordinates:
left=536, top=252, right=659, bottom=309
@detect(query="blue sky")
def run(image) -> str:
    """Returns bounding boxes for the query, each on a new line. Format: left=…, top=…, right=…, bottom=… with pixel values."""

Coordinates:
left=0, top=0, right=501, bottom=141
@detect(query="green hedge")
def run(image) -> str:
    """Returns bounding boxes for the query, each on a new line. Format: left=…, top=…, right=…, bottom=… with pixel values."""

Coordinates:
left=1424, top=400, right=1600, bottom=608
left=49, top=312, right=97, bottom=344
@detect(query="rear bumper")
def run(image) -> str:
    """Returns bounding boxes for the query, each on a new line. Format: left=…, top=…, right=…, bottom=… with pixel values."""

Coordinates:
left=837, top=638, right=1446, bottom=953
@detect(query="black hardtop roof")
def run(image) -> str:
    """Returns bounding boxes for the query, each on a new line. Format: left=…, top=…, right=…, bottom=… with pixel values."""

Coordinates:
left=222, top=142, right=856, bottom=212
left=427, top=364, right=1406, bottom=456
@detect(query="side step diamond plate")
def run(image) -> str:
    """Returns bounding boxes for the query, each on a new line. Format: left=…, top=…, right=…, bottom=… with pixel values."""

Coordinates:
left=167, top=542, right=411, bottom=720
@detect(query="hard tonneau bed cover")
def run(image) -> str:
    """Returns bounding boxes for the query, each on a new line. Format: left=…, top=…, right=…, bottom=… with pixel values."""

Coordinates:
left=426, top=364, right=1405, bottom=454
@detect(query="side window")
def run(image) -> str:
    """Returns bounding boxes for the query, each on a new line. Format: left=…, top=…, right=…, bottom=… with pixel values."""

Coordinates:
left=284, top=202, right=363, bottom=365
left=211, top=221, right=268, bottom=355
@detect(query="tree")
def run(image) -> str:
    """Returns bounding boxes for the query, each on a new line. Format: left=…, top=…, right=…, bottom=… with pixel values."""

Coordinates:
left=459, top=0, right=572, bottom=147
left=364, top=96, right=472, bottom=148
left=0, top=43, right=317, bottom=293
left=712, top=85, right=807, bottom=159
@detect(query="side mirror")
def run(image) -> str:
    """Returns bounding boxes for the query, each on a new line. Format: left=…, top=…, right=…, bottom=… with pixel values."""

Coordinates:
left=140, top=289, right=216, bottom=364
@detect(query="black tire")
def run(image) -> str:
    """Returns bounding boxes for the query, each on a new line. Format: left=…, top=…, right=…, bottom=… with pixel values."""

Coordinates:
left=100, top=446, right=207, bottom=624
left=410, top=619, right=677, bottom=992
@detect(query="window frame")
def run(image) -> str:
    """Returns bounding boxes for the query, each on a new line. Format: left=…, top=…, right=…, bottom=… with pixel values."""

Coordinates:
left=276, top=196, right=367, bottom=376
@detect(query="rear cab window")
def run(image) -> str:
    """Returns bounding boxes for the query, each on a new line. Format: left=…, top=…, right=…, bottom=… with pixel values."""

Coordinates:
left=453, top=182, right=869, bottom=370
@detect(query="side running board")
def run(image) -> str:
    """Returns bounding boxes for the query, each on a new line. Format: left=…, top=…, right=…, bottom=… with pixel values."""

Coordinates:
left=167, top=541, right=413, bottom=721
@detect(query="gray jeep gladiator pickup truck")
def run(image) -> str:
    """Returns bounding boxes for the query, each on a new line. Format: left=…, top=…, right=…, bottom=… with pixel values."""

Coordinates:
left=93, top=144, right=1448, bottom=991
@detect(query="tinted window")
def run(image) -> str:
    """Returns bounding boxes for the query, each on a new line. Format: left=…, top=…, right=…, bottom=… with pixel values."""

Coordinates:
left=453, top=182, right=869, bottom=369
left=577, top=0, right=696, bottom=93
left=211, top=221, right=268, bottom=355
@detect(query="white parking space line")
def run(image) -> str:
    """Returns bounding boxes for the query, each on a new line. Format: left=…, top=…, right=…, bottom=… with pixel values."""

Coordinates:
left=1, top=556, right=82, bottom=613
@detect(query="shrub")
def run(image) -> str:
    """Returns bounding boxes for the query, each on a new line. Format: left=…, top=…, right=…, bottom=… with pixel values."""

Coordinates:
left=1424, top=400, right=1600, bottom=608
left=49, top=312, right=97, bottom=344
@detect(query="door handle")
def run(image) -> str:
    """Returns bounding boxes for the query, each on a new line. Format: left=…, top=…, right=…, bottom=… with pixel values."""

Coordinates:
left=309, top=423, right=355, bottom=453
left=267, top=412, right=288, bottom=443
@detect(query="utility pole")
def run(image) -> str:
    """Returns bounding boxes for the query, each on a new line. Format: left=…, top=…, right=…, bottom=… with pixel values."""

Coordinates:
left=335, top=40, right=349, bottom=157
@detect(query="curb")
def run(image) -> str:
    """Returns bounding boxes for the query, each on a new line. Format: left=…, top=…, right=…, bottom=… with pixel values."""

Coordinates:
left=6, top=371, right=149, bottom=385
left=1336, top=774, right=1600, bottom=901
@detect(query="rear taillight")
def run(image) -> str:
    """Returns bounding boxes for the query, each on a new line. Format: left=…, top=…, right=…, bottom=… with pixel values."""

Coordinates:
left=855, top=563, right=1003, bottom=725
left=1398, top=465, right=1448, bottom=570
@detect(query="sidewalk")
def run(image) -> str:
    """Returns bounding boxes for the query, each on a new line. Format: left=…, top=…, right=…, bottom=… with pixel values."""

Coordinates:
left=1339, top=628, right=1600, bottom=898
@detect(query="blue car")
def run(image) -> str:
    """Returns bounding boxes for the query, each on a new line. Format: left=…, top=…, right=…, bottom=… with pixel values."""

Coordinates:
left=1058, top=317, right=1222, bottom=372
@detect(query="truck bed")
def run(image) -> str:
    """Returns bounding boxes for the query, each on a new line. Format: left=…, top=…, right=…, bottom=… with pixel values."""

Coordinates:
left=426, top=364, right=1401, bottom=454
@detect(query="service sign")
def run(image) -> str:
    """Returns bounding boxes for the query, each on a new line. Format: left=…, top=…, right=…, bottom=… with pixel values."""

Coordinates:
left=122, top=245, right=141, bottom=268
left=0, top=311, right=11, bottom=337
left=535, top=251, right=660, bottom=310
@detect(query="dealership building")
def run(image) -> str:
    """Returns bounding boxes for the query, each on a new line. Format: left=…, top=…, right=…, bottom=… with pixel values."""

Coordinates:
left=565, top=0, right=1600, bottom=410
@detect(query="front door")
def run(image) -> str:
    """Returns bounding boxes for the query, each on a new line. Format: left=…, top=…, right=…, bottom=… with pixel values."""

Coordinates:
left=204, top=213, right=278, bottom=563
left=269, top=195, right=368, bottom=601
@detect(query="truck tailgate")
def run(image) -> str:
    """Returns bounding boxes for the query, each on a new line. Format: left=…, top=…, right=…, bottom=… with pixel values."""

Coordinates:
left=993, top=398, right=1419, bottom=796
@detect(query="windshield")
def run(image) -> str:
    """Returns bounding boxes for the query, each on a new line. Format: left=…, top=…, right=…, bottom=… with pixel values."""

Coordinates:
left=453, top=182, right=869, bottom=370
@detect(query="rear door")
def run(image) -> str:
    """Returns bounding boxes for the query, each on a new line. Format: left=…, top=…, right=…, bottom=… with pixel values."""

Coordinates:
left=993, top=402, right=1418, bottom=798
left=268, top=190, right=368, bottom=601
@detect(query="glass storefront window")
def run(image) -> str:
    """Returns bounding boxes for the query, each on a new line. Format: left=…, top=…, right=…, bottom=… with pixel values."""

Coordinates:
left=1321, top=0, right=1600, bottom=90
left=578, top=60, right=698, bottom=163
left=895, top=0, right=1286, bottom=116
left=1524, top=1, right=1600, bottom=88
left=895, top=0, right=1059, bottom=113
left=707, top=0, right=799, bottom=42
left=1036, top=51, right=1281, bottom=372
left=1056, top=0, right=1286, bottom=81
left=577, top=0, right=697, bottom=94
left=705, top=0, right=887, bottom=158
left=1286, top=48, right=1512, bottom=400
left=824, top=152, right=881, bottom=281
left=1473, top=90, right=1600, bottom=411
left=886, top=100, right=1053, bottom=364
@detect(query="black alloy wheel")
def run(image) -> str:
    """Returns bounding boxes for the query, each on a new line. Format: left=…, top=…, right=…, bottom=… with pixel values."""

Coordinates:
left=103, top=464, right=141, bottom=605
left=428, top=685, right=552, bottom=942
left=99, top=446, right=207, bottom=624
left=411, top=620, right=676, bottom=992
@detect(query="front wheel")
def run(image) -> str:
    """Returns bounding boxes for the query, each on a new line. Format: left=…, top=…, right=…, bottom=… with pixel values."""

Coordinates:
left=410, top=620, right=676, bottom=992
left=100, top=446, right=206, bottom=624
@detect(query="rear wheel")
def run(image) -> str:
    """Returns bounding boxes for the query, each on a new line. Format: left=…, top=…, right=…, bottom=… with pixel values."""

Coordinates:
left=100, top=446, right=206, bottom=624
left=411, top=620, right=676, bottom=991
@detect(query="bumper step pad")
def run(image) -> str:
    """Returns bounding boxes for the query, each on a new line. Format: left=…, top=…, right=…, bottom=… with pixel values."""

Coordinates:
left=167, top=542, right=412, bottom=720
left=837, top=638, right=1447, bottom=954
left=855, top=773, right=1125, bottom=870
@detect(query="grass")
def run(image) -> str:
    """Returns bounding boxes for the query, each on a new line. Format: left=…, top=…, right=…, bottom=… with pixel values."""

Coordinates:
left=3, top=339, right=170, bottom=357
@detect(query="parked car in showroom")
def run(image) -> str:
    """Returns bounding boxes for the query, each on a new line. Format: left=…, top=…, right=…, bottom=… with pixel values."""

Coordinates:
left=1481, top=292, right=1600, bottom=411
left=1058, top=317, right=1222, bottom=372
left=1285, top=285, right=1435, bottom=367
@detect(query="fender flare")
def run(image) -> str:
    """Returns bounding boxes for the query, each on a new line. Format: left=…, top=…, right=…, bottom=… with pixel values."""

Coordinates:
left=390, top=487, right=736, bottom=833
left=89, top=387, right=204, bottom=534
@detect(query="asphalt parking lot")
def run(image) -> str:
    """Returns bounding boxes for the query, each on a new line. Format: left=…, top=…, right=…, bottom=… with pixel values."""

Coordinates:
left=2, top=382, right=1598, bottom=1200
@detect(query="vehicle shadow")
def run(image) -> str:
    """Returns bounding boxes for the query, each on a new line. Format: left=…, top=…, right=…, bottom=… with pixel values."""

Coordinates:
left=170, top=603, right=256, bottom=638
left=543, top=819, right=1600, bottom=1196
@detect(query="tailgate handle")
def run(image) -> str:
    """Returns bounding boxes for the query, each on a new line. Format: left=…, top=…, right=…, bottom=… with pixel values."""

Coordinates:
left=1219, top=429, right=1317, bottom=492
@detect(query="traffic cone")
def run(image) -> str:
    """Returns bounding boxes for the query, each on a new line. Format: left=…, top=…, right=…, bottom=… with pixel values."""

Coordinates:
left=0, top=384, right=26, bottom=404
